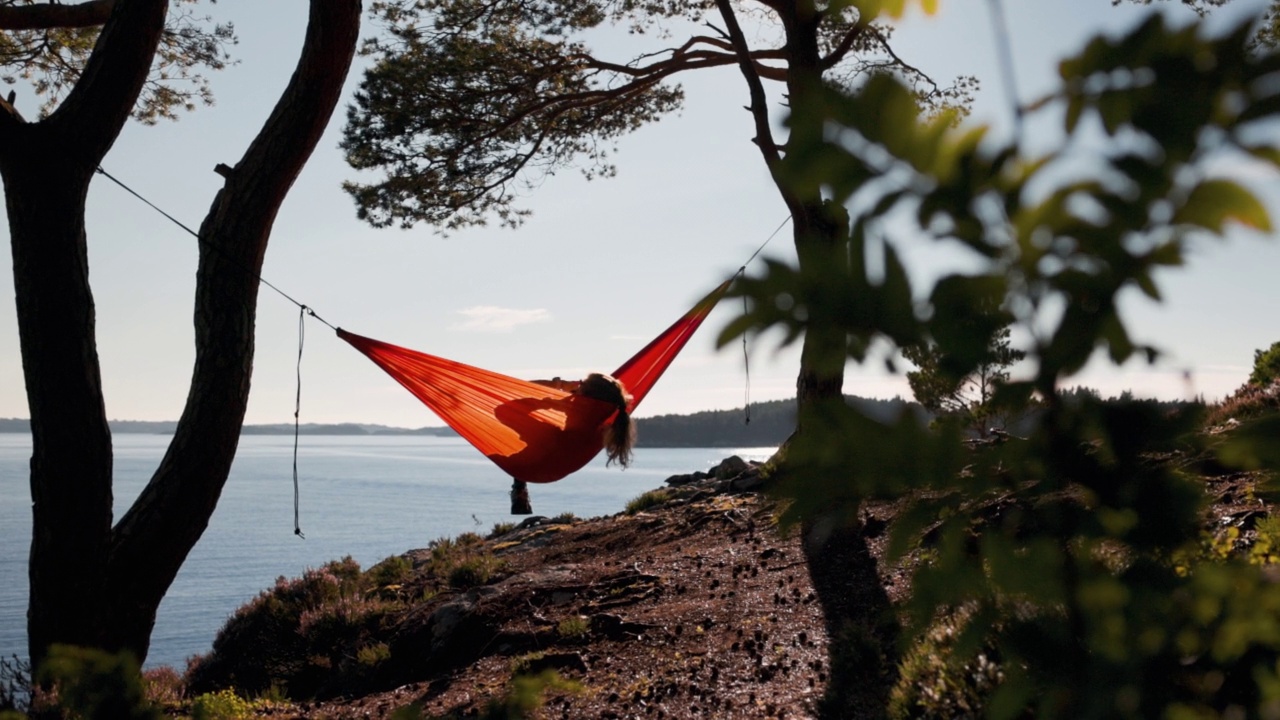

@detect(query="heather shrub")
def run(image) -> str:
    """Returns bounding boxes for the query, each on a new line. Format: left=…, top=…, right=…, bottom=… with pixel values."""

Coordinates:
left=1204, top=381, right=1280, bottom=427
left=141, top=665, right=184, bottom=709
left=185, top=557, right=396, bottom=699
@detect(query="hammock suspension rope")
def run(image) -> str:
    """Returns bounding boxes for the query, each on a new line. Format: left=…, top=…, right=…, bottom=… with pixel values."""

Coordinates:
left=96, top=166, right=791, bottom=528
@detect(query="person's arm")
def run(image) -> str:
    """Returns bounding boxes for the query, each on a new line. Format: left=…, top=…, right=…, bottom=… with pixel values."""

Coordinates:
left=529, top=377, right=581, bottom=392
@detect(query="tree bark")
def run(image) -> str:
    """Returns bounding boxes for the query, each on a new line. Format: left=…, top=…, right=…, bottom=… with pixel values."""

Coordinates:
left=0, top=0, right=115, bottom=31
left=762, top=4, right=898, bottom=716
left=2, top=0, right=361, bottom=667
left=104, top=0, right=361, bottom=663
left=0, top=0, right=170, bottom=670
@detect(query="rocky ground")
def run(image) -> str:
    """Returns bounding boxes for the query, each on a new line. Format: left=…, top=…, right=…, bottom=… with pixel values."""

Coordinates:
left=250, top=459, right=844, bottom=719
left=238, top=434, right=1273, bottom=720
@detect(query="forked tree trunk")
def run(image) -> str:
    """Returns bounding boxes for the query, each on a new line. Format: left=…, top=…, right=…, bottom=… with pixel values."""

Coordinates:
left=2, top=0, right=361, bottom=667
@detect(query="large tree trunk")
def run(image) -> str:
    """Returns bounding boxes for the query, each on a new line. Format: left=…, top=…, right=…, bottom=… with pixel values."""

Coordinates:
left=0, top=0, right=171, bottom=669
left=8, top=155, right=116, bottom=666
left=2, top=0, right=361, bottom=667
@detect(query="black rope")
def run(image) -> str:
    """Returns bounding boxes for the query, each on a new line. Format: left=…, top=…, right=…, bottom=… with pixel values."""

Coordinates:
left=95, top=165, right=334, bottom=539
left=94, top=166, right=338, bottom=332
left=740, top=269, right=752, bottom=426
left=735, top=215, right=791, bottom=426
left=293, top=305, right=306, bottom=538
left=741, top=215, right=791, bottom=271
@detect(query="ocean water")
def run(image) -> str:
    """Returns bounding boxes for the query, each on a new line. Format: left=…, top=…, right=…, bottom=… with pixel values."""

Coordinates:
left=0, top=434, right=772, bottom=670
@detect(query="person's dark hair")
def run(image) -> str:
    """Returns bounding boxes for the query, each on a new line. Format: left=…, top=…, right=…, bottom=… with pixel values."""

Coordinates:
left=577, top=373, right=636, bottom=467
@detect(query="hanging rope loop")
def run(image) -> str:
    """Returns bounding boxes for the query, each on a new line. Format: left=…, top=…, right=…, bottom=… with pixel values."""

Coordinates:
left=98, top=165, right=795, bottom=526
left=293, top=305, right=307, bottom=539
left=733, top=215, right=790, bottom=426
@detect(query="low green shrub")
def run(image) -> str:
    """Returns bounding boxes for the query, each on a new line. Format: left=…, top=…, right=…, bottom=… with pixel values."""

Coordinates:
left=190, top=688, right=255, bottom=720
left=488, top=521, right=517, bottom=538
left=888, top=613, right=1005, bottom=720
left=556, top=616, right=589, bottom=640
left=366, top=555, right=413, bottom=589
left=624, top=488, right=673, bottom=515
left=356, top=643, right=391, bottom=668
left=36, top=645, right=161, bottom=720
left=448, top=555, right=504, bottom=589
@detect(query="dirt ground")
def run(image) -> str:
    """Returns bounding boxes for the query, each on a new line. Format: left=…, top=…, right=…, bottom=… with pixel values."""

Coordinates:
left=255, top=476, right=834, bottom=719
left=253, top=449, right=1272, bottom=720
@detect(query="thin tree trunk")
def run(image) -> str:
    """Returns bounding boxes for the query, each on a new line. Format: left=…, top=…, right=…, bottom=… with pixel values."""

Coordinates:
left=104, top=0, right=362, bottom=662
left=793, top=202, right=849, bottom=414
left=714, top=1, right=898, bottom=713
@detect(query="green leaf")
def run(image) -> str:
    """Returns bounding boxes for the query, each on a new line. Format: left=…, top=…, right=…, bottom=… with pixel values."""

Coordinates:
left=1173, top=178, right=1272, bottom=233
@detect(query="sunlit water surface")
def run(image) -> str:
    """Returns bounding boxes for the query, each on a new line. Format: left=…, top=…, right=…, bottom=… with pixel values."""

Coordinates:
left=0, top=434, right=771, bottom=669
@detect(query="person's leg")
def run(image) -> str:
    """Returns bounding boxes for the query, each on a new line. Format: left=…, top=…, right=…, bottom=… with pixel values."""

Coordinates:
left=510, top=478, right=532, bottom=515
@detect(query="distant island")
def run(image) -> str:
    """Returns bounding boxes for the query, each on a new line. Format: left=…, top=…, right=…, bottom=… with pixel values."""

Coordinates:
left=0, top=395, right=920, bottom=448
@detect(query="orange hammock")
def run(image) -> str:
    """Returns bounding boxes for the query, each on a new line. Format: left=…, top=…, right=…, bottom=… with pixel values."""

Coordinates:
left=338, top=280, right=732, bottom=483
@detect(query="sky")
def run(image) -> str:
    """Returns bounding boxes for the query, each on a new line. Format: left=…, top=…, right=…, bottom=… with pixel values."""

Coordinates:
left=0, top=0, right=1277, bottom=428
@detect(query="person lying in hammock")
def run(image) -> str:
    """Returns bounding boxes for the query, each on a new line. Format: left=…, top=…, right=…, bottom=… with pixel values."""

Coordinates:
left=509, top=372, right=637, bottom=515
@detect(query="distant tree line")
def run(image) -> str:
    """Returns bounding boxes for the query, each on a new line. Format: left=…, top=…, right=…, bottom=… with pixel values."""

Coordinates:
left=634, top=396, right=924, bottom=448
left=0, top=389, right=1196, bottom=445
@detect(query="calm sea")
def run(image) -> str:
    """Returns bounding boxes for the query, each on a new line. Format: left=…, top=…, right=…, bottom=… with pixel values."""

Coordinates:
left=0, top=434, right=772, bottom=670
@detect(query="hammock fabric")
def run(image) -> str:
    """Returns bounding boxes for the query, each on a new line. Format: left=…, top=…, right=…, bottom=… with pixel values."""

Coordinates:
left=338, top=279, right=732, bottom=484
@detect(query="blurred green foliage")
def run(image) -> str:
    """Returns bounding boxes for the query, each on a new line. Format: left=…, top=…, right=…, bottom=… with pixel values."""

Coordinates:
left=390, top=670, right=580, bottom=719
left=722, top=7, right=1280, bottom=718
left=34, top=645, right=160, bottom=720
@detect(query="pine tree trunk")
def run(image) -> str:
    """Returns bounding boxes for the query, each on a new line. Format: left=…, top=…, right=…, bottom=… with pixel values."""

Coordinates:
left=6, top=153, right=115, bottom=666
left=1, top=0, right=361, bottom=667
left=782, top=10, right=898, bottom=716
left=102, top=0, right=361, bottom=663
left=793, top=201, right=849, bottom=415
left=0, top=0, right=172, bottom=669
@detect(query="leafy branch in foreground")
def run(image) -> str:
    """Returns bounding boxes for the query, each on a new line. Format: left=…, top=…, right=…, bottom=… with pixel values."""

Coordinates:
left=724, top=8, right=1280, bottom=718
